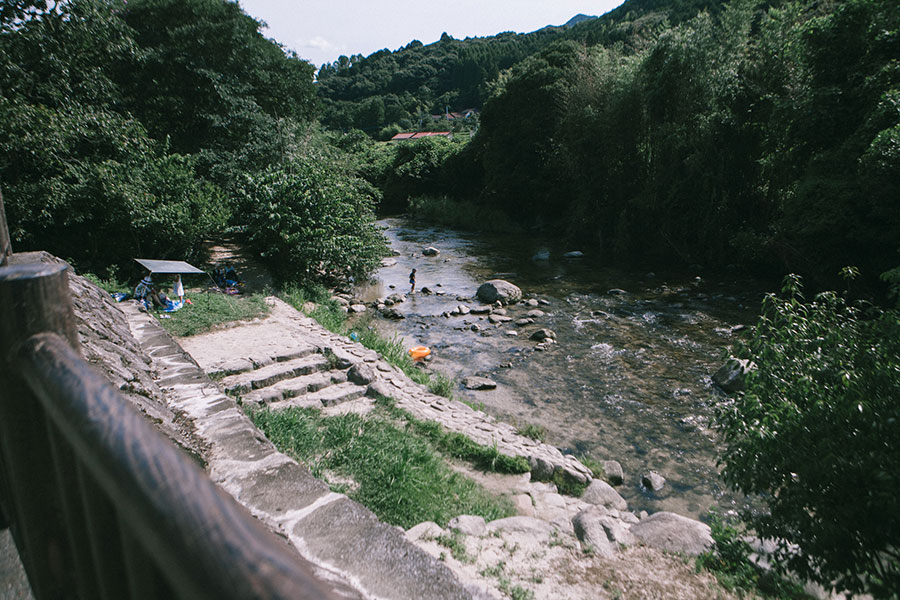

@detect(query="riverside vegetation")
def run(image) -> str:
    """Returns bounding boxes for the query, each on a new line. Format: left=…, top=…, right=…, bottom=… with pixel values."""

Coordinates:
left=4, top=0, right=898, bottom=596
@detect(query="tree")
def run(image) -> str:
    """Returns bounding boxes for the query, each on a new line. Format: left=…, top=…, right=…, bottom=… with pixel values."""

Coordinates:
left=119, top=0, right=317, bottom=185
left=718, top=273, right=900, bottom=597
left=238, top=152, right=387, bottom=286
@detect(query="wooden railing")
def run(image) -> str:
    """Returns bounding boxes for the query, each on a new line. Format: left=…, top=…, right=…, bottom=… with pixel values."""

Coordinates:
left=0, top=259, right=336, bottom=599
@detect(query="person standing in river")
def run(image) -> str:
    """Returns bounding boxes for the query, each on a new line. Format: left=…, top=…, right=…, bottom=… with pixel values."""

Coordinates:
left=409, top=268, right=416, bottom=294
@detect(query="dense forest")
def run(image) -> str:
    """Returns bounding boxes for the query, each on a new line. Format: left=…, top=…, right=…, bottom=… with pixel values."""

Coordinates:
left=0, top=0, right=385, bottom=285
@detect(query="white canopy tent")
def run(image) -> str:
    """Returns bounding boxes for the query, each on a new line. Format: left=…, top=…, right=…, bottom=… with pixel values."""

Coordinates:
left=134, top=258, right=205, bottom=274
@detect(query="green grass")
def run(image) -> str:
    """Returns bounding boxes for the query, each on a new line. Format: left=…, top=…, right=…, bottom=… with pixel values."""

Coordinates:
left=279, top=287, right=458, bottom=399
left=576, top=454, right=605, bottom=479
left=376, top=397, right=530, bottom=475
left=249, top=402, right=516, bottom=529
left=435, top=530, right=473, bottom=563
left=156, top=292, right=269, bottom=337
left=515, top=423, right=546, bottom=442
left=82, top=272, right=129, bottom=294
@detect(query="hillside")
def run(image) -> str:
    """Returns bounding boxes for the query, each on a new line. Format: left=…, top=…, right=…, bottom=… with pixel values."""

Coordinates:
left=314, top=0, right=729, bottom=137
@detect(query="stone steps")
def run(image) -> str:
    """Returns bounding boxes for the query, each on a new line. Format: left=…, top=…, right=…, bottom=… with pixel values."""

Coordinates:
left=273, top=381, right=368, bottom=409
left=222, top=353, right=330, bottom=395
left=241, top=370, right=349, bottom=408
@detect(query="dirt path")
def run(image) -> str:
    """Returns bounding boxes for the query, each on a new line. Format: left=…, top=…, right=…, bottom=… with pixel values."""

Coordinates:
left=204, top=236, right=274, bottom=293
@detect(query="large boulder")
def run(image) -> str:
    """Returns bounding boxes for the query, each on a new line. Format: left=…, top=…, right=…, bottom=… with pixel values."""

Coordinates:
left=630, top=512, right=713, bottom=556
left=572, top=507, right=617, bottom=557
left=476, top=280, right=522, bottom=305
left=582, top=479, right=627, bottom=511
left=713, top=357, right=756, bottom=393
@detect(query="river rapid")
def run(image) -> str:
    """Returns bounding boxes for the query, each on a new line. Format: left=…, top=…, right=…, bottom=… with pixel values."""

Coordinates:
left=353, top=218, right=773, bottom=520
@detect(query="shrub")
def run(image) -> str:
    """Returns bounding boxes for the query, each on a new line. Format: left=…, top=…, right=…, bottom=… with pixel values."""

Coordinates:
left=717, top=273, right=900, bottom=597
left=239, top=155, right=387, bottom=286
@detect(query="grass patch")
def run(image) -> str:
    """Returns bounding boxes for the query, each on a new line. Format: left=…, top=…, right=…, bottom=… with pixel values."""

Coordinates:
left=550, top=469, right=588, bottom=497
left=82, top=272, right=130, bottom=294
left=376, top=397, right=530, bottom=475
left=696, top=514, right=807, bottom=598
left=279, top=287, right=457, bottom=399
left=249, top=404, right=515, bottom=529
left=576, top=454, right=605, bottom=479
left=434, top=530, right=473, bottom=563
left=156, top=292, right=269, bottom=337
left=515, top=423, right=546, bottom=442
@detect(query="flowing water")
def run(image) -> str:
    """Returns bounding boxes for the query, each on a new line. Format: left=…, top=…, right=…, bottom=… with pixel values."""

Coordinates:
left=354, top=218, right=773, bottom=520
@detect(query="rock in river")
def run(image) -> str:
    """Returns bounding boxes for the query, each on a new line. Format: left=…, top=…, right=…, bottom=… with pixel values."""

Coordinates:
left=463, top=376, right=497, bottom=390
left=712, top=357, right=756, bottom=393
left=529, top=328, right=556, bottom=342
left=476, top=280, right=522, bottom=305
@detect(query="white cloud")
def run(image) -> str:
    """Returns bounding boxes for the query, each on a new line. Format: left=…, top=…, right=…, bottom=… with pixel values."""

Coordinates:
left=303, top=36, right=337, bottom=52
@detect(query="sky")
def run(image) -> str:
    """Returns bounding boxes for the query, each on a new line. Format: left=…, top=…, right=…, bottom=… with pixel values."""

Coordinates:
left=237, top=1, right=627, bottom=69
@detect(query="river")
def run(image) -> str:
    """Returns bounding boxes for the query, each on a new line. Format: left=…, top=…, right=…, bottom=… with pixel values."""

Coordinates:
left=353, top=217, right=773, bottom=520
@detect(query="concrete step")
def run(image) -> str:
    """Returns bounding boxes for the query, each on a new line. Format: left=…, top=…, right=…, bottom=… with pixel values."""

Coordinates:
left=307, top=381, right=368, bottom=407
left=207, top=344, right=320, bottom=378
left=270, top=381, right=367, bottom=410
left=241, top=370, right=349, bottom=408
left=223, top=354, right=329, bottom=395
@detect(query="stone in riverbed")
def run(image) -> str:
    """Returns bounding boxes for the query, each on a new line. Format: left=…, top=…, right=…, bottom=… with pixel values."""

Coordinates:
left=603, top=460, right=624, bottom=486
left=529, top=329, right=556, bottom=342
left=422, top=246, right=440, bottom=256
left=476, top=280, right=522, bottom=305
left=712, top=357, right=755, bottom=393
left=381, top=307, right=405, bottom=320
left=641, top=471, right=666, bottom=492
left=463, top=376, right=497, bottom=390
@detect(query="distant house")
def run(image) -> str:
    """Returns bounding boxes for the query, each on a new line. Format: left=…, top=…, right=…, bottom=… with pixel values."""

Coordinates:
left=390, top=131, right=453, bottom=141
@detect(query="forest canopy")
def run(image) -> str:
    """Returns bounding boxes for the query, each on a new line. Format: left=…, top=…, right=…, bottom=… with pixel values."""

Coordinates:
left=0, top=0, right=384, bottom=284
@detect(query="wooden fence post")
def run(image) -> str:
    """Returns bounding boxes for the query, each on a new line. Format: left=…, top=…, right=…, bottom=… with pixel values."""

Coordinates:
left=0, top=261, right=80, bottom=598
left=0, top=189, right=11, bottom=266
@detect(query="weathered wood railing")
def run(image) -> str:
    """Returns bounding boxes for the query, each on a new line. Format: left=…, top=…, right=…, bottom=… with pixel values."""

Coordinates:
left=0, top=260, right=336, bottom=599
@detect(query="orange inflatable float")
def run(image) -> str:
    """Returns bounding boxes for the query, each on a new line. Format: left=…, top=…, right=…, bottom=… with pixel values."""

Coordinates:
left=408, top=346, right=431, bottom=361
